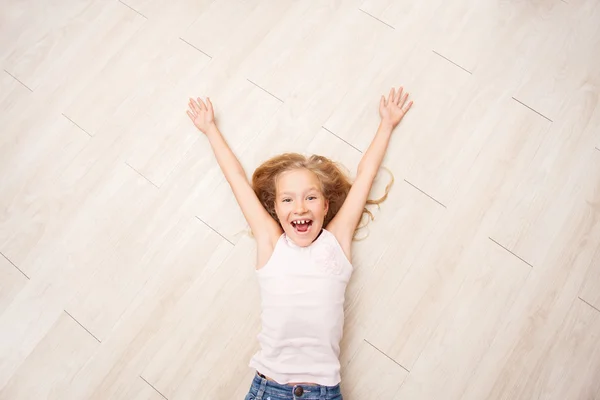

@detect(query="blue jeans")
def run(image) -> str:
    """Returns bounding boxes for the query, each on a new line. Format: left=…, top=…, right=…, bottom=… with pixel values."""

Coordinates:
left=245, top=372, right=343, bottom=400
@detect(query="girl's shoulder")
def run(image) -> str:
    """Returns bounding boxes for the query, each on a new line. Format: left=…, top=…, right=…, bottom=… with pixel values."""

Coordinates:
left=256, top=231, right=284, bottom=271
left=322, top=228, right=352, bottom=263
left=321, top=229, right=352, bottom=266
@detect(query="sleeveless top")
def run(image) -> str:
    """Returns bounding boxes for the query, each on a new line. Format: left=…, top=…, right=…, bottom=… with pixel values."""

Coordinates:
left=249, top=229, right=353, bottom=386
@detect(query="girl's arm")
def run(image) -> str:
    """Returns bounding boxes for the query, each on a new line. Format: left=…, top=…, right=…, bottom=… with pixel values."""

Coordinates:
left=327, top=87, right=412, bottom=255
left=187, top=97, right=281, bottom=247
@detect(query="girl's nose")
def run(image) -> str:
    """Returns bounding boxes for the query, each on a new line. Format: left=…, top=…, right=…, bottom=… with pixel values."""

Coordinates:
left=295, top=201, right=307, bottom=213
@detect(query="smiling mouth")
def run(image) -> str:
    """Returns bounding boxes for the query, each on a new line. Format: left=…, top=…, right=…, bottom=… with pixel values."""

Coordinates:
left=291, top=219, right=313, bottom=234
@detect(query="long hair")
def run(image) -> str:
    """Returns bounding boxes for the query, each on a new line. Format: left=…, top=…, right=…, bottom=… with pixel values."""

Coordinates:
left=251, top=153, right=393, bottom=237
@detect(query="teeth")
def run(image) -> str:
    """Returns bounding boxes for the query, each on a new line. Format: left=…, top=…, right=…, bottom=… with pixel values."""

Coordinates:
left=292, top=219, right=310, bottom=225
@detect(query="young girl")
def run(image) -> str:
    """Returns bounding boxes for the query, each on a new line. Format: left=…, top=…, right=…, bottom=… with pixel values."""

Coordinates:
left=187, top=86, right=412, bottom=400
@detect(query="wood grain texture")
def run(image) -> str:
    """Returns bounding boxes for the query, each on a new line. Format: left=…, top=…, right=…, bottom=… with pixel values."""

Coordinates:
left=1, top=0, right=599, bottom=398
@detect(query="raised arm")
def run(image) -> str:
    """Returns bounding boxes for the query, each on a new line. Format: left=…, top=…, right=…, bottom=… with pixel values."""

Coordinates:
left=327, top=87, right=412, bottom=256
left=187, top=97, right=281, bottom=247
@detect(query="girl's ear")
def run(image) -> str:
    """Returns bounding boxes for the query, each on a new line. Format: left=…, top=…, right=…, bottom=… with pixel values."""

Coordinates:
left=324, top=198, right=329, bottom=214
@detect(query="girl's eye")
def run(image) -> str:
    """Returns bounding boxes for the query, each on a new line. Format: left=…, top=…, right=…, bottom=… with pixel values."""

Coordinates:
left=282, top=198, right=291, bottom=203
left=308, top=196, right=317, bottom=200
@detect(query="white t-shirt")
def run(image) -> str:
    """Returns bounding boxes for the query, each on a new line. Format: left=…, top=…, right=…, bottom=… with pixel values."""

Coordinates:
left=249, top=229, right=353, bottom=386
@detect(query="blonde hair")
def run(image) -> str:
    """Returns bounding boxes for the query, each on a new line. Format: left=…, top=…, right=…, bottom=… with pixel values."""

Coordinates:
left=251, top=153, right=393, bottom=238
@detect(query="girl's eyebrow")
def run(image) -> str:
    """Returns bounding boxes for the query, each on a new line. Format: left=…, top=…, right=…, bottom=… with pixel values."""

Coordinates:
left=280, top=187, right=320, bottom=196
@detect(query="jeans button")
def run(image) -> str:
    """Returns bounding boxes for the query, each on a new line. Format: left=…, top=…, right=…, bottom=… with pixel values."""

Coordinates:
left=294, top=386, right=304, bottom=396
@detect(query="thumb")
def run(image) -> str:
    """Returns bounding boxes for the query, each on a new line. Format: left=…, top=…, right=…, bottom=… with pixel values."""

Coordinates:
left=380, top=95, right=385, bottom=108
left=207, top=97, right=216, bottom=118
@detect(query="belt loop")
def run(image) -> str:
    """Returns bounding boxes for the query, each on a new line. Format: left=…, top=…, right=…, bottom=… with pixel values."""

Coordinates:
left=320, top=386, right=327, bottom=400
left=256, top=375, right=268, bottom=400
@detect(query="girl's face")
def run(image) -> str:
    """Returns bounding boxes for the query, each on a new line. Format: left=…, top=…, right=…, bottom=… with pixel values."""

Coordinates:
left=274, top=168, right=329, bottom=247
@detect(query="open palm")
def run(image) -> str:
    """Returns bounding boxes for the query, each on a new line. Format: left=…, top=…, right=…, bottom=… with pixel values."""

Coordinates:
left=187, top=97, right=215, bottom=135
left=379, top=87, right=412, bottom=129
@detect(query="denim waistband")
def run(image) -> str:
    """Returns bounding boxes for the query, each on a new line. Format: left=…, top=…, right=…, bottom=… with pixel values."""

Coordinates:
left=249, top=372, right=341, bottom=399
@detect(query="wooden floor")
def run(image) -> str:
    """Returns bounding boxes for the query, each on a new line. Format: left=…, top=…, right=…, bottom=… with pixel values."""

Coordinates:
left=1, top=0, right=600, bottom=399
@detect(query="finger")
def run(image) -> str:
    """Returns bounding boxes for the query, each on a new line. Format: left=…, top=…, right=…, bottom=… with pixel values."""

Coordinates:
left=192, top=97, right=203, bottom=112
left=380, top=95, right=385, bottom=109
left=190, top=98, right=201, bottom=114
left=197, top=97, right=207, bottom=111
left=207, top=97, right=214, bottom=113
left=394, top=86, right=403, bottom=104
left=403, top=100, right=414, bottom=112
left=399, top=92, right=409, bottom=108
left=186, top=110, right=195, bottom=121
left=188, top=100, right=198, bottom=115
left=387, top=87, right=394, bottom=105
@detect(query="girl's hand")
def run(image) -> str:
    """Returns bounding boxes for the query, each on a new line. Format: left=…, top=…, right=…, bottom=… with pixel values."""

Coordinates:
left=187, top=97, right=216, bottom=135
left=379, top=86, right=413, bottom=129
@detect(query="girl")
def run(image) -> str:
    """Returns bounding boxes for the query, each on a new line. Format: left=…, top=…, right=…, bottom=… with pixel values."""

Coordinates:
left=186, top=86, right=412, bottom=400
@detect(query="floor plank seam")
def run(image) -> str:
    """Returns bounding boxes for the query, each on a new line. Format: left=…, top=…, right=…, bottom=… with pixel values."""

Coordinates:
left=63, top=310, right=102, bottom=343
left=321, top=126, right=363, bottom=153
left=62, top=113, right=93, bottom=137
left=578, top=296, right=600, bottom=314
left=488, top=237, right=534, bottom=268
left=403, top=179, right=446, bottom=208
left=431, top=51, right=472, bottom=75
left=246, top=79, right=284, bottom=103
left=595, top=147, right=599, bottom=152
left=0, top=251, right=30, bottom=280
left=3, top=69, right=33, bottom=92
left=156, top=143, right=196, bottom=190
left=140, top=376, right=169, bottom=399
left=357, top=8, right=395, bottom=30
left=118, top=0, right=147, bottom=19
left=511, top=97, right=553, bottom=122
left=124, top=162, right=160, bottom=188
left=195, top=216, right=235, bottom=245
left=363, top=339, right=410, bottom=372
left=179, top=37, right=213, bottom=59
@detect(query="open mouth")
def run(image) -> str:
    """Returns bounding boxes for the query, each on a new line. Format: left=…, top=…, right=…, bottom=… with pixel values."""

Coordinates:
left=291, top=219, right=313, bottom=234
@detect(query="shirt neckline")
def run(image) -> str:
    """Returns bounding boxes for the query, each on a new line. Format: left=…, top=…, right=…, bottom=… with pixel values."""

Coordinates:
left=284, top=228, right=326, bottom=249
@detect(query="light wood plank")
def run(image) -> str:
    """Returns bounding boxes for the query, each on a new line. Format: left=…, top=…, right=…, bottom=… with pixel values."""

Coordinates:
left=52, top=217, right=232, bottom=400
left=0, top=254, right=28, bottom=315
left=115, top=376, right=168, bottom=400
left=393, top=233, right=530, bottom=400
left=243, top=1, right=359, bottom=100
left=340, top=182, right=444, bottom=370
left=360, top=0, right=444, bottom=41
left=580, top=245, right=600, bottom=312
left=64, top=191, right=232, bottom=340
left=114, top=36, right=212, bottom=187
left=461, top=154, right=600, bottom=400
left=3, top=1, right=144, bottom=92
left=0, top=71, right=31, bottom=117
left=324, top=44, right=479, bottom=206
left=517, top=298, right=600, bottom=400
left=123, top=0, right=213, bottom=24
left=138, top=235, right=259, bottom=399
left=0, top=108, right=90, bottom=273
left=31, top=3, right=147, bottom=115
left=513, top=0, right=600, bottom=121
left=0, top=162, right=159, bottom=388
left=489, top=86, right=600, bottom=270
left=0, top=312, right=98, bottom=400
left=342, top=339, right=408, bottom=399
left=362, top=94, right=551, bottom=369
left=0, top=0, right=94, bottom=68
